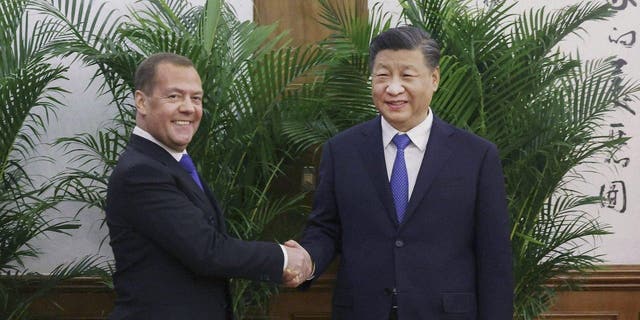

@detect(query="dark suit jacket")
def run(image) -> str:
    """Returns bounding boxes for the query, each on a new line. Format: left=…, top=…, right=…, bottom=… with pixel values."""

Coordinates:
left=301, top=115, right=513, bottom=319
left=106, top=135, right=284, bottom=320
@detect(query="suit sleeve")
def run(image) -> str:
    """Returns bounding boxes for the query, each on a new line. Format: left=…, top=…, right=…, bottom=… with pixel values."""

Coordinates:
left=475, top=143, right=514, bottom=319
left=300, top=141, right=341, bottom=279
left=113, top=161, right=284, bottom=283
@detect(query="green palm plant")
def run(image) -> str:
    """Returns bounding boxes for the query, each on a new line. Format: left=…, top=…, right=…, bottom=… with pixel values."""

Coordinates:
left=0, top=0, right=107, bottom=319
left=36, top=0, right=328, bottom=317
left=285, top=0, right=638, bottom=319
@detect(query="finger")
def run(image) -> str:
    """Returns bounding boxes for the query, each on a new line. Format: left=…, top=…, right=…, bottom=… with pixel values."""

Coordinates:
left=282, top=273, right=295, bottom=282
left=283, top=268, right=298, bottom=278
left=283, top=273, right=301, bottom=286
left=283, top=276, right=302, bottom=288
left=284, top=239, right=300, bottom=248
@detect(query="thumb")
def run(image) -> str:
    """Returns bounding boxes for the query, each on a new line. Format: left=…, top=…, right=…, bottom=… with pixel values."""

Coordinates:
left=284, top=239, right=301, bottom=248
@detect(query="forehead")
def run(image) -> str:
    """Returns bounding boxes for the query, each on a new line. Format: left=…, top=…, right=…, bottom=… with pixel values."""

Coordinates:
left=152, top=63, right=202, bottom=89
left=372, top=48, right=427, bottom=69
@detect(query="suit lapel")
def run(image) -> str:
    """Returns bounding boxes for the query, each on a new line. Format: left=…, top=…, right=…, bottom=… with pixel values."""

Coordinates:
left=355, top=117, right=398, bottom=225
left=401, top=116, right=454, bottom=226
left=129, top=135, right=226, bottom=231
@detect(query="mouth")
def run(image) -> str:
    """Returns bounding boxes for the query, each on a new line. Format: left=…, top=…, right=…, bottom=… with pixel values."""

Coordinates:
left=173, top=120, right=192, bottom=126
left=386, top=100, right=408, bottom=110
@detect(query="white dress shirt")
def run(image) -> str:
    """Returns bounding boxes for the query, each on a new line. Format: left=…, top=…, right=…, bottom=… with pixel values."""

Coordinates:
left=133, top=126, right=186, bottom=160
left=132, top=126, right=289, bottom=269
left=381, top=109, right=434, bottom=200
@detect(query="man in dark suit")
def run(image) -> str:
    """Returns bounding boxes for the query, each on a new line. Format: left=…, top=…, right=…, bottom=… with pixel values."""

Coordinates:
left=295, top=26, right=513, bottom=319
left=106, top=53, right=312, bottom=320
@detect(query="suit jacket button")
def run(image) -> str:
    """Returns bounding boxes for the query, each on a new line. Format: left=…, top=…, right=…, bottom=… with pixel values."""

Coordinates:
left=395, top=240, right=404, bottom=248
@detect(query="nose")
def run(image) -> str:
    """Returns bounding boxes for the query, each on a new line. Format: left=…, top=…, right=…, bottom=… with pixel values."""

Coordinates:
left=179, top=97, right=196, bottom=113
left=386, top=79, right=404, bottom=95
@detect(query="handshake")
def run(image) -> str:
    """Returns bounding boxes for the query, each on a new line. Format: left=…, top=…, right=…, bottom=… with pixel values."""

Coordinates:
left=282, top=240, right=313, bottom=288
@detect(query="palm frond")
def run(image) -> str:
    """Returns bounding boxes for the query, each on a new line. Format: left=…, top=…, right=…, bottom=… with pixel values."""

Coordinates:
left=511, top=2, right=613, bottom=60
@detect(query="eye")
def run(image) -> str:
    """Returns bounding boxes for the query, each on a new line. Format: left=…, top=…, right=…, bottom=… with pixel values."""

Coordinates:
left=192, top=96, right=203, bottom=104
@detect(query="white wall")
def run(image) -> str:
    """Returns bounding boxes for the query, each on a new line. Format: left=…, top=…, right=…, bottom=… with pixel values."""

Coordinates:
left=23, top=0, right=640, bottom=273
left=515, top=0, right=640, bottom=264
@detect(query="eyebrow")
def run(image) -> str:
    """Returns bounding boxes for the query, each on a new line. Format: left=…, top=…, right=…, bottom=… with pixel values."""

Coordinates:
left=164, top=87, right=204, bottom=95
left=374, top=64, right=419, bottom=71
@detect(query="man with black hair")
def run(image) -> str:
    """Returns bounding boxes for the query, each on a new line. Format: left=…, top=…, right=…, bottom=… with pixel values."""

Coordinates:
left=296, top=26, right=513, bottom=319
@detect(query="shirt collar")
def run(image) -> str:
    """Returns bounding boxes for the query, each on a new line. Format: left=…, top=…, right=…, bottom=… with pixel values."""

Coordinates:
left=381, top=108, right=434, bottom=151
left=132, top=126, right=186, bottom=161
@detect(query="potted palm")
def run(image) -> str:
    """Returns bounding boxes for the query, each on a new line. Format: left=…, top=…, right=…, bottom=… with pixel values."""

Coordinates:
left=0, top=0, right=105, bottom=319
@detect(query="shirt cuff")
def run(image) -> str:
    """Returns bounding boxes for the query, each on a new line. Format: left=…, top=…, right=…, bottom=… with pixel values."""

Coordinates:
left=279, top=244, right=288, bottom=271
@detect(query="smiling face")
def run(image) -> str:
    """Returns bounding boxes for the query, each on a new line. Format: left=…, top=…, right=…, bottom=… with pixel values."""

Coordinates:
left=371, top=48, right=439, bottom=132
left=135, top=62, right=203, bottom=152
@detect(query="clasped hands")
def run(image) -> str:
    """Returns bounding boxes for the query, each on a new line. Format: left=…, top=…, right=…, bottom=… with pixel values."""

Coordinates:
left=282, top=240, right=313, bottom=288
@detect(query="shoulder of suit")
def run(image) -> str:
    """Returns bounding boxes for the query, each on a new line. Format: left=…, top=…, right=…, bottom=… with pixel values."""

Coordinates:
left=112, top=143, right=171, bottom=179
left=434, top=117, right=498, bottom=150
left=328, top=117, right=379, bottom=143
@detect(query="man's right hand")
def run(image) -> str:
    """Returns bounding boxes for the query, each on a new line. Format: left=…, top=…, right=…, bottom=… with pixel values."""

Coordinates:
left=282, top=240, right=312, bottom=287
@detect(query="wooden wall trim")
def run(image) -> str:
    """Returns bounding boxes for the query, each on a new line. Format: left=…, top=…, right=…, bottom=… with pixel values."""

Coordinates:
left=7, top=264, right=640, bottom=319
left=548, top=265, right=640, bottom=291
left=19, top=276, right=112, bottom=292
left=539, top=313, right=619, bottom=320
left=9, top=264, right=640, bottom=292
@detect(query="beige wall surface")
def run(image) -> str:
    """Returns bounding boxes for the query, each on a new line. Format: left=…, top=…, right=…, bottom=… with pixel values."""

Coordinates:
left=510, top=0, right=640, bottom=265
left=22, top=0, right=640, bottom=274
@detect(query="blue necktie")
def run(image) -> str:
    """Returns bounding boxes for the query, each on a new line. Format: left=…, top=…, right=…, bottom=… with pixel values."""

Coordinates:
left=179, top=153, right=204, bottom=191
left=390, top=134, right=411, bottom=223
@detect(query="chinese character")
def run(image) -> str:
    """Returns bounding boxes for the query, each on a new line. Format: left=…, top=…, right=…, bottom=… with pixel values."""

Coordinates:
left=609, top=0, right=638, bottom=10
left=609, top=28, right=636, bottom=47
left=600, top=180, right=627, bottom=213
left=604, top=156, right=630, bottom=167
left=482, top=0, right=501, bottom=8
left=614, top=96, right=636, bottom=115
left=608, top=123, right=628, bottom=142
left=611, top=58, right=627, bottom=75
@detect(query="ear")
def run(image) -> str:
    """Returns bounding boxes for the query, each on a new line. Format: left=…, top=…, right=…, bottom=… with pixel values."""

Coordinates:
left=432, top=66, right=440, bottom=91
left=135, top=90, right=148, bottom=116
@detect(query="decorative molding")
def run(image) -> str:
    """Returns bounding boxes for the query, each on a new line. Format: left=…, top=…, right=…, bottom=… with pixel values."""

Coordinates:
left=8, top=265, right=640, bottom=292
left=291, top=312, right=332, bottom=320
left=4, top=264, right=639, bottom=319
left=547, top=265, right=640, bottom=291
left=15, top=276, right=113, bottom=293
left=540, top=313, right=618, bottom=320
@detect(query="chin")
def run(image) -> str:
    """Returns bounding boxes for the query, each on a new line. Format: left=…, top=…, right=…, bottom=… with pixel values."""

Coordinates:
left=386, top=113, right=410, bottom=123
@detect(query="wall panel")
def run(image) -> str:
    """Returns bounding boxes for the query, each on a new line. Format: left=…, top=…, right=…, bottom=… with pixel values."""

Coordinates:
left=254, top=0, right=368, bottom=46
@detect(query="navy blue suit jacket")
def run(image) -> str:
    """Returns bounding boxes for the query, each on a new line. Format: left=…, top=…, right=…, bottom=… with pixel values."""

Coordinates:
left=106, top=135, right=284, bottom=320
left=301, top=116, right=513, bottom=319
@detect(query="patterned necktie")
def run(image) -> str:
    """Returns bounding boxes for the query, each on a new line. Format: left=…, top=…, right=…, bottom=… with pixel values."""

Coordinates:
left=179, top=153, right=204, bottom=191
left=390, top=134, right=411, bottom=223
